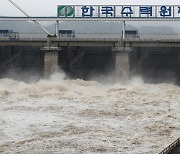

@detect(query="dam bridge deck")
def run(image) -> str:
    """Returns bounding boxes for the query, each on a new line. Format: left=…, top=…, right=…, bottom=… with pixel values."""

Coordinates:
left=1, top=36, right=180, bottom=47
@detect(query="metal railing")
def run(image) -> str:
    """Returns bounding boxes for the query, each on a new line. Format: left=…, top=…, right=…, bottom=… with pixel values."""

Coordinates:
left=17, top=33, right=180, bottom=40
left=159, top=137, right=180, bottom=154
left=1, top=33, right=180, bottom=42
left=17, top=33, right=180, bottom=39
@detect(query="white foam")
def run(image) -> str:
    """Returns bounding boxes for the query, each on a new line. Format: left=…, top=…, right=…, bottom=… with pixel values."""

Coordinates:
left=0, top=72, right=179, bottom=153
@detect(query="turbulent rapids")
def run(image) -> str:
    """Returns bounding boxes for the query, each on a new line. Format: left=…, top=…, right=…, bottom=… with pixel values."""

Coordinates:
left=0, top=72, right=179, bottom=154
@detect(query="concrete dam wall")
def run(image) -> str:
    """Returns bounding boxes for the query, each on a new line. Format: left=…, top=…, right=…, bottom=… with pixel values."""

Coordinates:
left=0, top=45, right=179, bottom=84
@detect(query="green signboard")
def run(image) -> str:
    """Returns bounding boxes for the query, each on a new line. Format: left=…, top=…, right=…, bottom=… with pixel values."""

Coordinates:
left=58, top=6, right=74, bottom=17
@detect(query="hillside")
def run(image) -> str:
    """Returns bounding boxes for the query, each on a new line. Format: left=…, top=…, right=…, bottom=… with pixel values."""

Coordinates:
left=0, top=20, right=177, bottom=36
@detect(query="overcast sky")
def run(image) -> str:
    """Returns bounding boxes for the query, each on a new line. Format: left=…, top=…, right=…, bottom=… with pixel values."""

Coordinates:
left=0, top=0, right=179, bottom=16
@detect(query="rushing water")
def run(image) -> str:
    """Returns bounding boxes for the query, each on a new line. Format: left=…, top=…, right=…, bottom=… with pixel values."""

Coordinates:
left=0, top=72, right=179, bottom=154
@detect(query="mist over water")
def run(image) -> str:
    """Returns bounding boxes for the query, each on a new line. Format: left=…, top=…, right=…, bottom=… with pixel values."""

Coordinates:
left=0, top=71, right=179, bottom=153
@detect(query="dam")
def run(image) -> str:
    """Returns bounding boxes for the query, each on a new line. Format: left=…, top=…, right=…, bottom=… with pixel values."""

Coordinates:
left=0, top=36, right=179, bottom=84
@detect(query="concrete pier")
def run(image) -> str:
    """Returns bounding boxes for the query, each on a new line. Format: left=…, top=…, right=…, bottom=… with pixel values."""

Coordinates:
left=115, top=47, right=131, bottom=83
left=44, top=51, right=59, bottom=79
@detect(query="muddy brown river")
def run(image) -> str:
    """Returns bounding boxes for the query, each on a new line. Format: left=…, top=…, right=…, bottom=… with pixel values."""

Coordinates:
left=0, top=73, right=179, bottom=154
